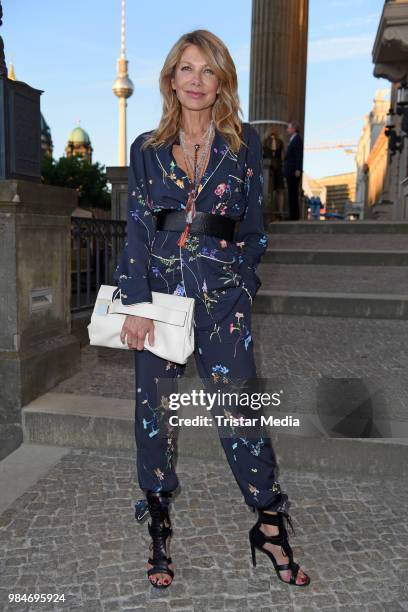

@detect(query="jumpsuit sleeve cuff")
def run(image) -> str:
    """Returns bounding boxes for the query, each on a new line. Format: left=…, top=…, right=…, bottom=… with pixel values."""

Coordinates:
left=119, top=288, right=152, bottom=306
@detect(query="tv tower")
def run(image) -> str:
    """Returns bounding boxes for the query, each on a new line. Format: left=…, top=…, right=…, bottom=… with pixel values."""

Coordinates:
left=112, top=0, right=134, bottom=166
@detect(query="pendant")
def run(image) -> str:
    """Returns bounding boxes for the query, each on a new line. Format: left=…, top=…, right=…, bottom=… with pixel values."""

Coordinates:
left=177, top=223, right=190, bottom=248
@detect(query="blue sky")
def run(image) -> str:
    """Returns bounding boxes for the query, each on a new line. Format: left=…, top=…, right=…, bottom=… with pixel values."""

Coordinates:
left=2, top=0, right=389, bottom=178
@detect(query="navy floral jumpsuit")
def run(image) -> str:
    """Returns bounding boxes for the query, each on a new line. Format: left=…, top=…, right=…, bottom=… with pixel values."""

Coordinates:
left=114, top=122, right=289, bottom=513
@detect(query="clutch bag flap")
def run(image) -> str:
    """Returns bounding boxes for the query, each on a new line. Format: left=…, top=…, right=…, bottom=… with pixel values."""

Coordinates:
left=87, top=285, right=195, bottom=364
left=108, top=300, right=187, bottom=326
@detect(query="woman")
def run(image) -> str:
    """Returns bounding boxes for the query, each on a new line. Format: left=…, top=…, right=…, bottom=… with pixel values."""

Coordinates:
left=114, top=30, right=310, bottom=590
left=262, top=128, right=285, bottom=219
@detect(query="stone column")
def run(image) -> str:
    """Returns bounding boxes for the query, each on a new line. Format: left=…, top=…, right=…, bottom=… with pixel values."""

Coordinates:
left=287, top=0, right=309, bottom=138
left=249, top=0, right=309, bottom=140
left=249, top=0, right=290, bottom=142
left=249, top=0, right=309, bottom=222
left=0, top=180, right=80, bottom=459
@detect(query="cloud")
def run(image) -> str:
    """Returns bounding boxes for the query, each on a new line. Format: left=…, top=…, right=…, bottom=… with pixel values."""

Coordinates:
left=308, top=34, right=374, bottom=63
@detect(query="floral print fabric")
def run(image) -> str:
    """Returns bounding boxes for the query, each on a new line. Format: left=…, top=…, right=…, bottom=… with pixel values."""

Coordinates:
left=113, top=122, right=268, bottom=327
left=134, top=289, right=290, bottom=513
left=116, top=121, right=289, bottom=513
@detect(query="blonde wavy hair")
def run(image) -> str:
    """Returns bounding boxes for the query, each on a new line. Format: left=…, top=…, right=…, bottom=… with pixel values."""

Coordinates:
left=142, top=30, right=245, bottom=153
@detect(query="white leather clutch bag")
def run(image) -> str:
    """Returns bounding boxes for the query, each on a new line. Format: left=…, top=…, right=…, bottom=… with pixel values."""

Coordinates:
left=87, top=285, right=195, bottom=365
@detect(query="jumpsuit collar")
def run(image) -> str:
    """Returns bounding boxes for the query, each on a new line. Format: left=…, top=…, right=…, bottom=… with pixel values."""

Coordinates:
left=154, top=125, right=231, bottom=199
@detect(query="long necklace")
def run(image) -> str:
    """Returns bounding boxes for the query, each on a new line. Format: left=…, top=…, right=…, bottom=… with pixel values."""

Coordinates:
left=177, top=120, right=214, bottom=247
left=180, top=121, right=213, bottom=182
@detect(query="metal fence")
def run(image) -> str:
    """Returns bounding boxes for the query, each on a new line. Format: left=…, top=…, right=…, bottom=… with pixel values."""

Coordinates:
left=71, top=218, right=126, bottom=312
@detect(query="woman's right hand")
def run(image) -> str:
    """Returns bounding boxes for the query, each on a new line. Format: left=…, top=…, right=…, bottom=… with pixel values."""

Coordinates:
left=120, top=315, right=155, bottom=350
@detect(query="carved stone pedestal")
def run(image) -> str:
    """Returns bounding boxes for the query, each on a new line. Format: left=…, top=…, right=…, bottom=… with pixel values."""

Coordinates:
left=106, top=165, right=129, bottom=221
left=0, top=180, right=80, bottom=458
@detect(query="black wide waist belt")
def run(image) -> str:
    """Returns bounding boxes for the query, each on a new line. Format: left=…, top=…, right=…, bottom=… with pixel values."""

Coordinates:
left=156, top=210, right=236, bottom=242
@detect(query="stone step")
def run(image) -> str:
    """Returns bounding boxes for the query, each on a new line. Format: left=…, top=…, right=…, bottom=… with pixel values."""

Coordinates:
left=71, top=263, right=408, bottom=344
left=266, top=233, right=408, bottom=250
left=267, top=220, right=408, bottom=234
left=263, top=249, right=408, bottom=266
left=21, top=392, right=408, bottom=478
left=253, top=290, right=408, bottom=319
left=258, top=263, right=408, bottom=295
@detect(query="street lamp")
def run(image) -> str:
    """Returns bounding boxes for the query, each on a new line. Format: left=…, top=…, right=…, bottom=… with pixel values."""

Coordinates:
left=385, top=107, right=395, bottom=129
left=385, top=107, right=403, bottom=156
left=396, top=82, right=408, bottom=109
left=396, top=82, right=408, bottom=135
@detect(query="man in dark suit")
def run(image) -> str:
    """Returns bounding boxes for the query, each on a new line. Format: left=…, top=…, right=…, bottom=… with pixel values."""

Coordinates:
left=283, top=121, right=304, bottom=221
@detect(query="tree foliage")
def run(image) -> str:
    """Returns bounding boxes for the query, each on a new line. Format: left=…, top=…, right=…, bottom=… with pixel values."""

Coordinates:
left=41, top=153, right=111, bottom=210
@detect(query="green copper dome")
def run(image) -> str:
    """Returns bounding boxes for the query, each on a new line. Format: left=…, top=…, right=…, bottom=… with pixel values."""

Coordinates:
left=68, top=126, right=90, bottom=145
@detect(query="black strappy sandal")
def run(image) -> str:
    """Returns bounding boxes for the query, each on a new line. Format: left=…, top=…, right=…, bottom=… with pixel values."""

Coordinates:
left=146, top=491, right=174, bottom=589
left=249, top=509, right=310, bottom=587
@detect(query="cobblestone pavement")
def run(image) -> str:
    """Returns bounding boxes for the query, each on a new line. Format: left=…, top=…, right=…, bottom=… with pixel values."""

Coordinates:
left=0, top=448, right=407, bottom=612
left=55, top=314, right=408, bottom=421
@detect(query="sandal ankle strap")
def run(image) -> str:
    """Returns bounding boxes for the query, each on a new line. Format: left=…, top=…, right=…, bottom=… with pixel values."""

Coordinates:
left=257, top=510, right=295, bottom=536
left=146, top=490, right=172, bottom=503
left=146, top=491, right=172, bottom=519
left=257, top=510, right=282, bottom=526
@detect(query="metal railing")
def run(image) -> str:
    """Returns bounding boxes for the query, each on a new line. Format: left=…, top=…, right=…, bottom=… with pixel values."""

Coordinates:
left=71, top=218, right=126, bottom=312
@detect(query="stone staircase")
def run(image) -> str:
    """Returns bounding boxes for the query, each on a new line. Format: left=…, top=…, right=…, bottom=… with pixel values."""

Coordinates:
left=254, top=220, right=408, bottom=319
left=20, top=220, right=408, bottom=476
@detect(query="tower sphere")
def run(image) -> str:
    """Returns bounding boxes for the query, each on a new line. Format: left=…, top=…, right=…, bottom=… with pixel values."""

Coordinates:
left=112, top=74, right=134, bottom=99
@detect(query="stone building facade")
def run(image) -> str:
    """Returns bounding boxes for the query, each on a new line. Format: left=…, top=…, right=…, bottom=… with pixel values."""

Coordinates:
left=355, top=89, right=390, bottom=216
left=372, top=0, right=408, bottom=219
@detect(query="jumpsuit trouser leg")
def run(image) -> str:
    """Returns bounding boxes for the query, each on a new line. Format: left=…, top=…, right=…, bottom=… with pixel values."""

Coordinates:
left=134, top=347, right=185, bottom=494
left=133, top=289, right=289, bottom=513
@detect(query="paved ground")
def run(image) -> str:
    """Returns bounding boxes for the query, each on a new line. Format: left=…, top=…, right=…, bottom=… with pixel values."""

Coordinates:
left=0, top=446, right=407, bottom=612
left=3, top=309, right=408, bottom=610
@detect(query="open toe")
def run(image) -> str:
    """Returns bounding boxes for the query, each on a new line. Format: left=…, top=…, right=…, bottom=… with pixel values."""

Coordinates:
left=249, top=510, right=310, bottom=588
left=145, top=491, right=175, bottom=590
